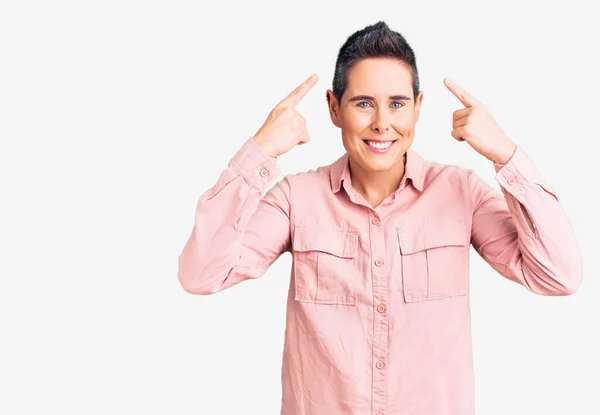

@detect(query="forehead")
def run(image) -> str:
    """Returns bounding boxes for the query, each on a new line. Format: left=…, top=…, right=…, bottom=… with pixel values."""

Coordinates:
left=346, top=58, right=412, bottom=94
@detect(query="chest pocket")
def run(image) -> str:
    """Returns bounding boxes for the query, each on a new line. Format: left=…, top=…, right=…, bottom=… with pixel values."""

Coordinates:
left=292, top=226, right=359, bottom=306
left=397, top=217, right=470, bottom=303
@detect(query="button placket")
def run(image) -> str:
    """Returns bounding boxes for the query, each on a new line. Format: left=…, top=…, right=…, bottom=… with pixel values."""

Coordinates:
left=370, top=215, right=389, bottom=412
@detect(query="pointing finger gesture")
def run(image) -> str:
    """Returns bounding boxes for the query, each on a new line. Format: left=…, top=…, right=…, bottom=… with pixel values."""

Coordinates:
left=444, top=78, right=516, bottom=164
left=253, top=74, right=319, bottom=158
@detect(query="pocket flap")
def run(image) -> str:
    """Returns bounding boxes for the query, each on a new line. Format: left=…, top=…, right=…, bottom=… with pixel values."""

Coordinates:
left=293, top=226, right=358, bottom=258
left=397, top=217, right=469, bottom=254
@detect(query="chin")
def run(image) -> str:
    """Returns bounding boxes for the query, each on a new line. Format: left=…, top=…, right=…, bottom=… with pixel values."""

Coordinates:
left=350, top=151, right=401, bottom=174
left=360, top=145, right=404, bottom=170
left=363, top=157, right=399, bottom=172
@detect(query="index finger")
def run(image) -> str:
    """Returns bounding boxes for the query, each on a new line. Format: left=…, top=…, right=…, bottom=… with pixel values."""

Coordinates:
left=278, top=74, right=319, bottom=108
left=444, top=78, right=481, bottom=108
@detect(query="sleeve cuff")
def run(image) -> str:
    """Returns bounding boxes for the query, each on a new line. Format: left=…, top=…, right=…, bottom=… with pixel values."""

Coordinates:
left=494, top=145, right=551, bottom=198
left=229, top=136, right=281, bottom=192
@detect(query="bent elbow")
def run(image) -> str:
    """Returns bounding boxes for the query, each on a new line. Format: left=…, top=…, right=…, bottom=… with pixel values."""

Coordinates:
left=551, top=259, right=583, bottom=296
left=527, top=259, right=583, bottom=296
left=560, top=265, right=583, bottom=296
left=178, top=268, right=217, bottom=295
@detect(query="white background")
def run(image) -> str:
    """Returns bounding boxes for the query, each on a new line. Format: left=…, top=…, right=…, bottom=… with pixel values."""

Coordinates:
left=1, top=1, right=598, bottom=414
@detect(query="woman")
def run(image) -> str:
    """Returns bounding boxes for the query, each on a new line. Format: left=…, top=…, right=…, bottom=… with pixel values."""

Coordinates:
left=177, top=21, right=582, bottom=415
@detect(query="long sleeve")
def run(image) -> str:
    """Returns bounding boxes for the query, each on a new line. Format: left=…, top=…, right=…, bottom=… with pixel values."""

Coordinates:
left=468, top=146, right=583, bottom=295
left=177, top=137, right=292, bottom=295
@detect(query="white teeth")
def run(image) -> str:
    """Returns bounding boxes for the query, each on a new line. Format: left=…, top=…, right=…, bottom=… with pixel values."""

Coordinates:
left=367, top=140, right=393, bottom=149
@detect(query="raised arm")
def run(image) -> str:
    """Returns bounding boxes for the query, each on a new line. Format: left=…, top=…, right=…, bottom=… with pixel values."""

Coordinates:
left=177, top=73, right=319, bottom=294
left=178, top=137, right=292, bottom=294
left=443, top=77, right=582, bottom=295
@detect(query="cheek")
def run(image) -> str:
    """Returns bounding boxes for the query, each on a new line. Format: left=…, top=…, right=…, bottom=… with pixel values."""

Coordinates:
left=342, top=111, right=372, bottom=132
left=391, top=114, right=416, bottom=130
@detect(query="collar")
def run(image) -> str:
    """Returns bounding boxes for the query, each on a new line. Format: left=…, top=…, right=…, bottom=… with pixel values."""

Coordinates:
left=329, top=146, right=425, bottom=194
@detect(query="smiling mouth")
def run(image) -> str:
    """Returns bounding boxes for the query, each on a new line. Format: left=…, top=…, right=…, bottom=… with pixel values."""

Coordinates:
left=362, top=139, right=397, bottom=152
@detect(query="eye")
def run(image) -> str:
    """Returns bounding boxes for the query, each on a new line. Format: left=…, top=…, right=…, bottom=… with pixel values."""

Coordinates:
left=356, top=101, right=404, bottom=109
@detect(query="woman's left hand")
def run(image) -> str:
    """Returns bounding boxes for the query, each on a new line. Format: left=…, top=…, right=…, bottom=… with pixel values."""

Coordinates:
left=444, top=78, right=517, bottom=165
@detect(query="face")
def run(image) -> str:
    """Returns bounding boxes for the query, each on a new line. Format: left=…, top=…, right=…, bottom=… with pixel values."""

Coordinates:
left=326, top=58, right=424, bottom=173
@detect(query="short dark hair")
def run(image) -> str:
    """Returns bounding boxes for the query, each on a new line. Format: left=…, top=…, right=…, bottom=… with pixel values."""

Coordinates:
left=331, top=21, right=420, bottom=104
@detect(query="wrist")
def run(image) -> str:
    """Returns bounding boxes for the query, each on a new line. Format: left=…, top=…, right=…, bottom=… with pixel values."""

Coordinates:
left=251, top=136, right=278, bottom=159
left=492, top=141, right=517, bottom=165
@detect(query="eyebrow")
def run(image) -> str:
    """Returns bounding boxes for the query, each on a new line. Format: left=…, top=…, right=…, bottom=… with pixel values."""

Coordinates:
left=348, top=94, right=412, bottom=102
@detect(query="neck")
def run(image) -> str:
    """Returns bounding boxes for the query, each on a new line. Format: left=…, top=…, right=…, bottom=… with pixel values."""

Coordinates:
left=349, top=153, right=407, bottom=207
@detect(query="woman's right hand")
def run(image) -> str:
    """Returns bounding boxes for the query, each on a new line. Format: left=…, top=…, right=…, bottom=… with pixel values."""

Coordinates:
left=252, top=73, right=319, bottom=158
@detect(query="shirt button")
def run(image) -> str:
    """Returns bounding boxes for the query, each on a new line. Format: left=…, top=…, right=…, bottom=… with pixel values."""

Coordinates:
left=371, top=217, right=380, bottom=225
left=507, top=176, right=516, bottom=185
left=376, top=361, right=385, bottom=370
left=259, top=168, right=269, bottom=178
left=374, top=258, right=384, bottom=267
left=376, top=412, right=384, bottom=415
left=377, top=304, right=386, bottom=313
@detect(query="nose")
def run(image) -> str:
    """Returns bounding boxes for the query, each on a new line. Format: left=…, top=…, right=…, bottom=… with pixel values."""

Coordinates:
left=372, top=108, right=390, bottom=133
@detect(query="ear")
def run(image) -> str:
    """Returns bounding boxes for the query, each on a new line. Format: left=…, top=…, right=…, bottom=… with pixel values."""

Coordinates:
left=414, top=90, right=424, bottom=123
left=326, top=89, right=342, bottom=128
